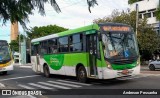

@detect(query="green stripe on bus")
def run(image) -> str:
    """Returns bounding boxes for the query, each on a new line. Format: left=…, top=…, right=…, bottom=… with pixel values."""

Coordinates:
left=33, top=42, right=40, bottom=45
left=57, top=24, right=99, bottom=36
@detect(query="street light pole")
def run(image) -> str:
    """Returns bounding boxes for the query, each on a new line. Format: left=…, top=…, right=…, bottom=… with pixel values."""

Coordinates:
left=136, top=0, right=139, bottom=36
left=159, top=0, right=160, bottom=35
left=19, top=32, right=21, bottom=65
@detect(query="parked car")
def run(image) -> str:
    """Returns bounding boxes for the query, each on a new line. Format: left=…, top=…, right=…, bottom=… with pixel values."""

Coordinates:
left=148, top=60, right=160, bottom=71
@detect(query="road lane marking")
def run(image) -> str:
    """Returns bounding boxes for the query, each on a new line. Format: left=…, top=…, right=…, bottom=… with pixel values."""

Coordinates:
left=140, top=73, right=160, bottom=77
left=18, top=84, right=35, bottom=89
left=47, top=81, right=82, bottom=88
left=10, top=95, right=36, bottom=98
left=0, top=75, right=40, bottom=82
left=27, top=95, right=37, bottom=98
left=57, top=80, right=91, bottom=86
left=28, top=83, right=52, bottom=89
left=38, top=82, right=71, bottom=89
left=0, top=83, right=5, bottom=88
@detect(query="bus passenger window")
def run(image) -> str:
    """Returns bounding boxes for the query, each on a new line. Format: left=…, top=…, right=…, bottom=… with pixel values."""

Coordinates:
left=69, top=34, right=83, bottom=52
left=48, top=39, right=58, bottom=53
left=31, top=44, right=40, bottom=56
left=58, top=37, right=69, bottom=52
left=40, top=41, right=48, bottom=55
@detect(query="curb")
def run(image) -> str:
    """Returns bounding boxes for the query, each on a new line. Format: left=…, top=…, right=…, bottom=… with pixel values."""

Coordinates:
left=14, top=63, right=32, bottom=66
left=19, top=66, right=32, bottom=68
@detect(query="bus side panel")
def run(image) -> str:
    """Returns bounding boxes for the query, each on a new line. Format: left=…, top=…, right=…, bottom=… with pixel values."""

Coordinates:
left=43, top=54, right=65, bottom=75
left=49, top=64, right=65, bottom=75
left=31, top=56, right=41, bottom=73
left=96, top=59, right=103, bottom=79
left=98, top=42, right=107, bottom=79
left=63, top=53, right=88, bottom=76
left=0, top=60, right=14, bottom=72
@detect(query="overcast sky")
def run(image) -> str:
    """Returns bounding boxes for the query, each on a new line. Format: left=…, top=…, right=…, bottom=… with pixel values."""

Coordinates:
left=0, top=0, right=129, bottom=42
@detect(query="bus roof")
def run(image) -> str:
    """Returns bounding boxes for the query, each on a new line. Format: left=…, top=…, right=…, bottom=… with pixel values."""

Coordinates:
left=0, top=40, right=7, bottom=42
left=31, top=24, right=99, bottom=43
left=31, top=22, right=132, bottom=43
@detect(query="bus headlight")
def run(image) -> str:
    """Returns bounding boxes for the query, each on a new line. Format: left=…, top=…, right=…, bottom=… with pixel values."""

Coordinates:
left=106, top=61, right=112, bottom=69
left=4, top=61, right=13, bottom=67
left=136, top=59, right=140, bottom=66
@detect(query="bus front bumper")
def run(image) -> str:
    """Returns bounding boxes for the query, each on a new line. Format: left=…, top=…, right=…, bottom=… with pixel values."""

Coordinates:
left=0, top=64, right=14, bottom=72
left=102, top=65, right=140, bottom=79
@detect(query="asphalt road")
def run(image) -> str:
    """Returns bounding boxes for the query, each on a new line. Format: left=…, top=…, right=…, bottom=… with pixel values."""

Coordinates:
left=0, top=65, right=160, bottom=98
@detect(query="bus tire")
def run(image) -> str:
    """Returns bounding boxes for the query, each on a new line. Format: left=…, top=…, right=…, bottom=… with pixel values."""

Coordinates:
left=2, top=71, right=7, bottom=75
left=77, top=66, right=87, bottom=83
left=43, top=65, right=50, bottom=78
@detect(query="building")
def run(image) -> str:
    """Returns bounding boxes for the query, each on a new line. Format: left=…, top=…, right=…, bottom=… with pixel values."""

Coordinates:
left=13, top=52, right=20, bottom=63
left=130, top=0, right=160, bottom=34
left=11, top=21, right=19, bottom=41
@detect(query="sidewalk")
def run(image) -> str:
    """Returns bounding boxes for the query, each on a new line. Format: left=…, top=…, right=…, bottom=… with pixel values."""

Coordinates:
left=14, top=63, right=32, bottom=66
left=14, top=63, right=32, bottom=68
left=140, top=65, right=149, bottom=71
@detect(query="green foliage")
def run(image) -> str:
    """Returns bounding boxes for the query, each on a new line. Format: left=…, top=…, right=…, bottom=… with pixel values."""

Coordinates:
left=137, top=27, right=160, bottom=54
left=128, top=0, right=138, bottom=4
left=9, top=24, right=67, bottom=52
left=9, top=40, right=19, bottom=52
left=0, top=0, right=98, bottom=28
left=94, top=10, right=136, bottom=31
left=9, top=34, right=25, bottom=52
left=27, top=25, right=68, bottom=40
left=156, top=6, right=160, bottom=21
left=93, top=10, right=160, bottom=60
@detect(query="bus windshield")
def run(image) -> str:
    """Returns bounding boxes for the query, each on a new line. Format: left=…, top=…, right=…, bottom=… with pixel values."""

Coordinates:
left=0, top=45, right=11, bottom=61
left=102, top=32, right=139, bottom=59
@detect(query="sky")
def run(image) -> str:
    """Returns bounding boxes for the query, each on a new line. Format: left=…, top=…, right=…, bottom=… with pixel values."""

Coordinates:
left=0, top=0, right=129, bottom=43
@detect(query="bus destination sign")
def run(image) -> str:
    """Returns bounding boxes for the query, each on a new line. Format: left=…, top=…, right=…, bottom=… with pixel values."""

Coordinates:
left=102, top=26, right=130, bottom=32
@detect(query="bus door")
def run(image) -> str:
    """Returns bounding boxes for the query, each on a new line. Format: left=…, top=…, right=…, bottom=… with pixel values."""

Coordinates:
left=87, top=34, right=98, bottom=77
left=32, top=44, right=41, bottom=73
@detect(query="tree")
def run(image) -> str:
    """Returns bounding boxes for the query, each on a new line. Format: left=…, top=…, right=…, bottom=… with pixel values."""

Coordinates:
left=10, top=24, right=67, bottom=52
left=128, top=0, right=138, bottom=4
left=0, top=0, right=98, bottom=28
left=156, top=3, right=160, bottom=21
left=9, top=40, right=19, bottom=52
left=9, top=34, right=24, bottom=52
left=93, top=10, right=160, bottom=60
left=27, top=25, right=68, bottom=40
left=94, top=10, right=137, bottom=31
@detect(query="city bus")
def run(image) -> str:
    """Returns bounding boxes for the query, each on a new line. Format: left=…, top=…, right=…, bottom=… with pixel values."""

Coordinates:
left=0, top=40, right=14, bottom=75
left=31, top=23, right=140, bottom=82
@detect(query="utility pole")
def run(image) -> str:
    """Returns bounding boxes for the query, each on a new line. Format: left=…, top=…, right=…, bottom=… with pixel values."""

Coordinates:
left=136, top=0, right=139, bottom=36
left=19, top=33, right=21, bottom=65
left=159, top=0, right=160, bottom=35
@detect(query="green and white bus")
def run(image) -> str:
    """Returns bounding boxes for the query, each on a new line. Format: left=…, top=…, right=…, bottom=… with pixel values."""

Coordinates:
left=0, top=40, right=14, bottom=74
left=31, top=23, right=140, bottom=82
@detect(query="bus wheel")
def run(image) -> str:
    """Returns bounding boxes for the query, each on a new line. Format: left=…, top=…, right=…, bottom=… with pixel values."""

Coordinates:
left=77, top=66, right=87, bottom=83
left=43, top=65, right=50, bottom=78
left=2, top=71, right=7, bottom=75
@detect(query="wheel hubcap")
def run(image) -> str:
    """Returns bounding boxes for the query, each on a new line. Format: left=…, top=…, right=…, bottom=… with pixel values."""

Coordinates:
left=79, top=69, right=85, bottom=78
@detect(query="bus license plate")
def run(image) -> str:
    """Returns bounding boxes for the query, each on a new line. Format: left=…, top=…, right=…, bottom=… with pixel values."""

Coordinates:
left=122, top=70, right=129, bottom=75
